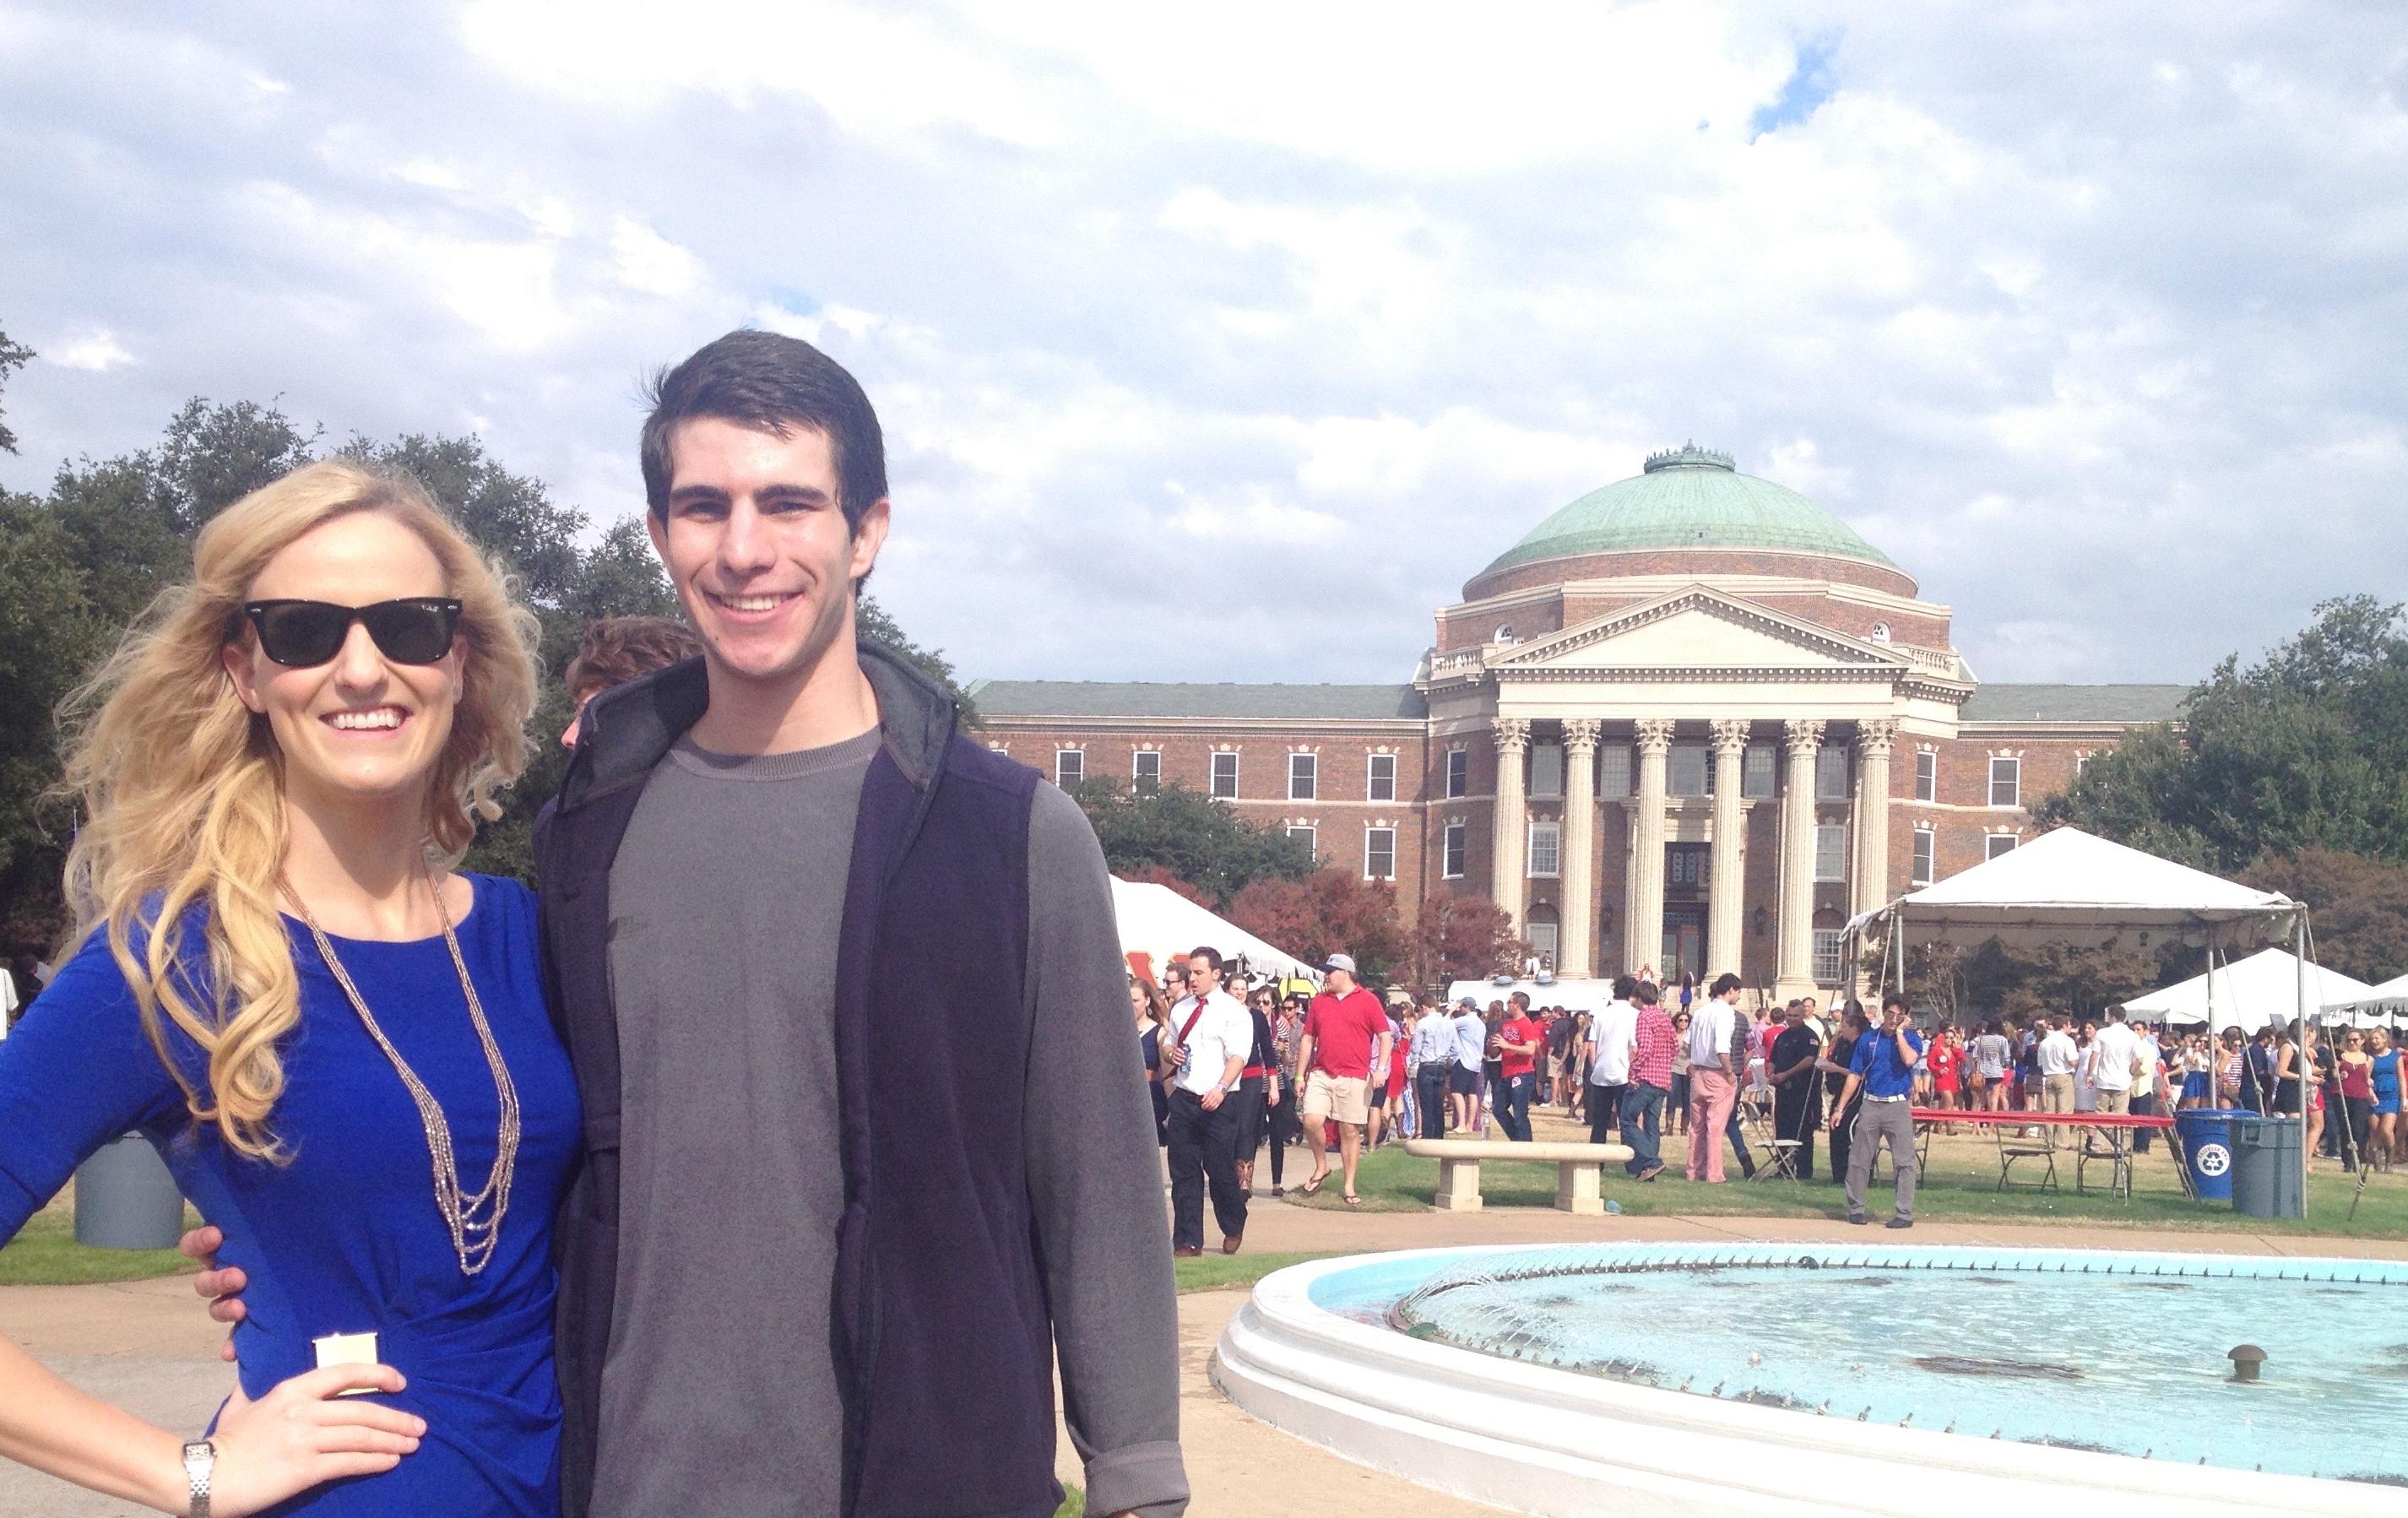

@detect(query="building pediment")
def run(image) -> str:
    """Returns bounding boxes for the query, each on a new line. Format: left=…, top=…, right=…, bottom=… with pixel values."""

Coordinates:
left=1487, top=585, right=1912, bottom=678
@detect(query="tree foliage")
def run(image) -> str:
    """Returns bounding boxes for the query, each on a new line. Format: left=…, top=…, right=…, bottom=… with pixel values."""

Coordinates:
left=2239, top=849, right=2408, bottom=986
left=2036, top=596, right=2408, bottom=976
left=0, top=380, right=961, bottom=946
left=1062, top=778, right=1313, bottom=909
left=1411, top=894, right=1527, bottom=986
left=0, top=327, right=31, bottom=456
left=1229, top=869, right=1407, bottom=982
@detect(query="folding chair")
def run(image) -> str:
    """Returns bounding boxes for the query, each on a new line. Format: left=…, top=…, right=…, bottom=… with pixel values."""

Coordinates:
left=1993, top=1121, right=2059, bottom=1192
left=1757, top=1138, right=1804, bottom=1182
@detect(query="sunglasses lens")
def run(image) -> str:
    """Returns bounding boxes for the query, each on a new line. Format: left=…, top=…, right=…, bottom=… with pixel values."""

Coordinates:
left=253, top=602, right=350, bottom=666
left=361, top=600, right=458, bottom=664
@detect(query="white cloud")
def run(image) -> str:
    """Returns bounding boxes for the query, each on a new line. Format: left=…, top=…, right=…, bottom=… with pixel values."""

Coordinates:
left=610, top=215, right=705, bottom=298
left=46, top=329, right=138, bottom=371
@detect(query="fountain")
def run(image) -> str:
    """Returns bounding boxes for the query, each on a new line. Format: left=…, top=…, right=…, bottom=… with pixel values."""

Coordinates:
left=1212, top=1242, right=2407, bottom=1515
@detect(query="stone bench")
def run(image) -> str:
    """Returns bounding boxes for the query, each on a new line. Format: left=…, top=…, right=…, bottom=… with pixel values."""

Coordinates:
left=1402, top=1138, right=1637, bottom=1215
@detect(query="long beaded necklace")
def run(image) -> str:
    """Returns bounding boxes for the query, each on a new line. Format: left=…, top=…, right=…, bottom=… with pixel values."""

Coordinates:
left=288, top=872, right=523, bottom=1277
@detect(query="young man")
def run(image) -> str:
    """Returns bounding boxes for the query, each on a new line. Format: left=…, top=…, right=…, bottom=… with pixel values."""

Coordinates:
left=1832, top=993, right=1925, bottom=1228
left=2090, top=1007, right=2143, bottom=1115
left=1294, top=953, right=1391, bottom=1204
left=2037, top=1014, right=2080, bottom=1112
left=1407, top=994, right=1453, bottom=1139
left=1447, top=997, right=1486, bottom=1133
left=1685, top=973, right=1744, bottom=1182
left=1494, top=992, right=1546, bottom=1141
left=1586, top=976, right=1638, bottom=1147
left=1162, top=947, right=1252, bottom=1255
left=1767, top=1000, right=1826, bottom=1179
left=557, top=615, right=703, bottom=748
left=1622, top=983, right=1673, bottom=1181
left=475, top=332, right=1182, bottom=1517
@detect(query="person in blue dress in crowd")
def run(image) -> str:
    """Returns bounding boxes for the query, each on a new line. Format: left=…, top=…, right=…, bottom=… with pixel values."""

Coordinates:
left=0, top=460, right=579, bottom=1515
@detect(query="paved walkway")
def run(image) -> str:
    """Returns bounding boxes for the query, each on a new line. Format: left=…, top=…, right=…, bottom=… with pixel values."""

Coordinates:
left=7, top=1174, right=2407, bottom=1515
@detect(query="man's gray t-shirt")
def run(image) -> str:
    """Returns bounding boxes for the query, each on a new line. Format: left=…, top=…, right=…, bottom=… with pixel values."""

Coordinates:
left=592, top=728, right=1185, bottom=1517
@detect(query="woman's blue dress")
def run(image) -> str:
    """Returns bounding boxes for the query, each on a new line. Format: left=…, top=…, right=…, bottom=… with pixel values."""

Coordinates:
left=0, top=876, right=579, bottom=1515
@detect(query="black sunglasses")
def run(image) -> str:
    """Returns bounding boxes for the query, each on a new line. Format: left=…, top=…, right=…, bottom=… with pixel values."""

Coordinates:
left=241, top=599, right=464, bottom=667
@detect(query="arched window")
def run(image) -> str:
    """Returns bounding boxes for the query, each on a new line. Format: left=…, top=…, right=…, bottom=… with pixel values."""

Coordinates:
left=1494, top=623, right=1517, bottom=645
left=1868, top=621, right=1892, bottom=643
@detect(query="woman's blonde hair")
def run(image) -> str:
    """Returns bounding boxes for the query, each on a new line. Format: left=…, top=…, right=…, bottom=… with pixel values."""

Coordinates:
left=57, top=459, right=542, bottom=1158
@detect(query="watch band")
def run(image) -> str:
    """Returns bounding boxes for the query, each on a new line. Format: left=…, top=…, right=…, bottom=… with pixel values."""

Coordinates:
left=181, top=1438, right=214, bottom=1518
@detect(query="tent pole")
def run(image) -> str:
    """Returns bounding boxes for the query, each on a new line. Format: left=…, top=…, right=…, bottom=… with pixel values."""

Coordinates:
left=2296, top=910, right=2311, bottom=1214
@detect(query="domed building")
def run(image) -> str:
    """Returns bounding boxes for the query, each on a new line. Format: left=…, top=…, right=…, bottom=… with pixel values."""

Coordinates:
left=973, top=447, right=2183, bottom=999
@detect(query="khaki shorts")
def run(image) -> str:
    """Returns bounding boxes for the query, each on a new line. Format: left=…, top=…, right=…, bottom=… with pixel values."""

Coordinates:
left=1300, top=1070, right=1370, bottom=1125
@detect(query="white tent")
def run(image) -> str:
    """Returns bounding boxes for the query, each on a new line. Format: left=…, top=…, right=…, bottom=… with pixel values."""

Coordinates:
left=1845, top=827, right=2298, bottom=951
left=1109, top=878, right=1321, bottom=985
left=2325, top=970, right=2408, bottom=1026
left=2125, top=948, right=2373, bottom=1032
left=1446, top=978, right=1627, bottom=1016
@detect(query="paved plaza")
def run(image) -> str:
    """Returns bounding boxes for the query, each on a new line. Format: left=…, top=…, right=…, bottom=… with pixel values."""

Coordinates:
left=8, top=1159, right=2405, bottom=1518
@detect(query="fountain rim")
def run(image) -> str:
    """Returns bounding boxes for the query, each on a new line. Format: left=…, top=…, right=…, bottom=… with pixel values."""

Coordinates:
left=1214, top=1243, right=2404, bottom=1518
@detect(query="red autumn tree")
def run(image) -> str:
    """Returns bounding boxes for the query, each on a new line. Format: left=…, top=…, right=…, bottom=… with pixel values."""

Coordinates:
left=1228, top=869, right=1408, bottom=982
left=1412, top=895, right=1528, bottom=986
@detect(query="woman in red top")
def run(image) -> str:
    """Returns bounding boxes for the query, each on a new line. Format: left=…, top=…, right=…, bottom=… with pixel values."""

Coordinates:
left=1928, top=1028, right=1964, bottom=1109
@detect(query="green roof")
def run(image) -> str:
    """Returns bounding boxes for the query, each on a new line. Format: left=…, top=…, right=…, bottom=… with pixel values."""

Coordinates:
left=966, top=680, right=1428, bottom=721
left=1480, top=445, right=1897, bottom=578
left=1959, top=685, right=2190, bottom=724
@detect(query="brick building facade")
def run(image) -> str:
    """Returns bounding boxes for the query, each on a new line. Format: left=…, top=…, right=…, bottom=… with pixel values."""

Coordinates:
left=971, top=446, right=2183, bottom=1000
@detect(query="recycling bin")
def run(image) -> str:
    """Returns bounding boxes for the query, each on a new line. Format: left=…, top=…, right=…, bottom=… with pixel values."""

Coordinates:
left=2173, top=1108, right=2249, bottom=1201
left=72, top=1133, right=183, bottom=1250
left=2228, top=1114, right=2304, bottom=1219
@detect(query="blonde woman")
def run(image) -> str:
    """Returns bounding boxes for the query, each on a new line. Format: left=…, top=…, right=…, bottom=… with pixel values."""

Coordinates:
left=0, top=463, right=578, bottom=1515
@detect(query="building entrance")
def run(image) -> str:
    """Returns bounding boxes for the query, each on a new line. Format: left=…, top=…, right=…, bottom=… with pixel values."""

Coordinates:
left=1662, top=903, right=1706, bottom=984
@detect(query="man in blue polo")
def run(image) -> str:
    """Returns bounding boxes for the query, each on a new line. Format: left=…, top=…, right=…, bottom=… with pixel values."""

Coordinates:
left=1830, top=991, right=1925, bottom=1228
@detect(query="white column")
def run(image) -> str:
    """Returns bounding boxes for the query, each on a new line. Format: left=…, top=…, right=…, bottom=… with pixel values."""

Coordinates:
left=1625, top=718, right=1673, bottom=977
left=1776, top=718, right=1825, bottom=1001
left=1708, top=718, right=1749, bottom=982
left=1853, top=720, right=1896, bottom=921
left=1491, top=717, right=1530, bottom=930
left=1559, top=719, right=1600, bottom=978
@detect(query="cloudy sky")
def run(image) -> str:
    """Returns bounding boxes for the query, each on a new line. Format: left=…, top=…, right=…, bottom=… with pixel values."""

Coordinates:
left=4, top=1, right=2403, bottom=687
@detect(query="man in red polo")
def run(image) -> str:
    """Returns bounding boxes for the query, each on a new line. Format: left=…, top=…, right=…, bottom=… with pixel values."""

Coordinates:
left=1293, top=953, right=1392, bottom=1206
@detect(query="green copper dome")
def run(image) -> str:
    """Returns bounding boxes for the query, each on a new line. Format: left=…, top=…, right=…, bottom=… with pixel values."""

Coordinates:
left=1478, top=445, right=1897, bottom=578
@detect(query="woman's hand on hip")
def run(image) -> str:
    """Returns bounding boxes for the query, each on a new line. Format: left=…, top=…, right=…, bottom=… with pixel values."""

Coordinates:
left=207, top=1363, right=425, bottom=1516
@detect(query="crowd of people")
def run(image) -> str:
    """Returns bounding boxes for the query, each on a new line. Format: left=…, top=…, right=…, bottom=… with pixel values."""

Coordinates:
left=1142, top=949, right=2408, bottom=1252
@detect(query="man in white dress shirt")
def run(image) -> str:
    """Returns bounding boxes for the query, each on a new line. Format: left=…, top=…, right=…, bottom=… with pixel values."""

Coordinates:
left=1163, top=946, right=1253, bottom=1257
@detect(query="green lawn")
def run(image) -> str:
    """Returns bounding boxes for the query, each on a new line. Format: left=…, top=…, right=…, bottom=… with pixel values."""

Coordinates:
left=0, top=1195, right=199, bottom=1287
left=1055, top=1485, right=1082, bottom=1518
left=1171, top=1250, right=1335, bottom=1294
left=1282, top=1134, right=2408, bottom=1238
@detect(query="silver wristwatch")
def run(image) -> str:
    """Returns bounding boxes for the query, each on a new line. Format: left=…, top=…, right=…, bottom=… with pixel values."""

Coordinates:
left=181, top=1439, right=214, bottom=1518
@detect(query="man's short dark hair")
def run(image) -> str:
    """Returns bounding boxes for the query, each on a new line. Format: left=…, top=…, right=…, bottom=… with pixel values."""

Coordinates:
left=1883, top=992, right=1911, bottom=1015
left=564, top=615, right=702, bottom=699
left=1612, top=974, right=1637, bottom=1000
left=1632, top=982, right=1659, bottom=1007
left=1186, top=946, right=1224, bottom=973
left=641, top=329, right=888, bottom=536
left=1509, top=991, right=1530, bottom=1011
left=1709, top=972, right=1742, bottom=999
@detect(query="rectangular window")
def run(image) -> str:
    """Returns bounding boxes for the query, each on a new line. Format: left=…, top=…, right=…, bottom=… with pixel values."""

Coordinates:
left=1367, top=753, right=1397, bottom=802
left=1597, top=744, right=1632, bottom=799
left=1912, top=826, right=1935, bottom=886
left=1445, top=748, right=1468, bottom=799
left=1054, top=750, right=1082, bottom=789
left=1915, top=749, right=1936, bottom=802
left=1364, top=827, right=1397, bottom=881
left=1989, top=756, right=2020, bottom=808
left=1669, top=744, right=1709, bottom=798
left=1211, top=751, right=1239, bottom=799
left=1987, top=832, right=2018, bottom=860
left=1814, top=822, right=1847, bottom=882
left=1133, top=749, right=1161, bottom=794
left=1527, top=821, right=1561, bottom=878
left=1816, top=745, right=1850, bottom=800
left=1442, top=822, right=1467, bottom=879
left=1743, top=744, right=1776, bottom=799
left=1813, top=929, right=1844, bottom=984
left=2075, top=753, right=2090, bottom=778
left=1529, top=742, right=1564, bottom=799
left=1288, top=752, right=1317, bottom=801
left=1668, top=844, right=1706, bottom=888
left=1286, top=825, right=1316, bottom=854
left=1527, top=919, right=1559, bottom=965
